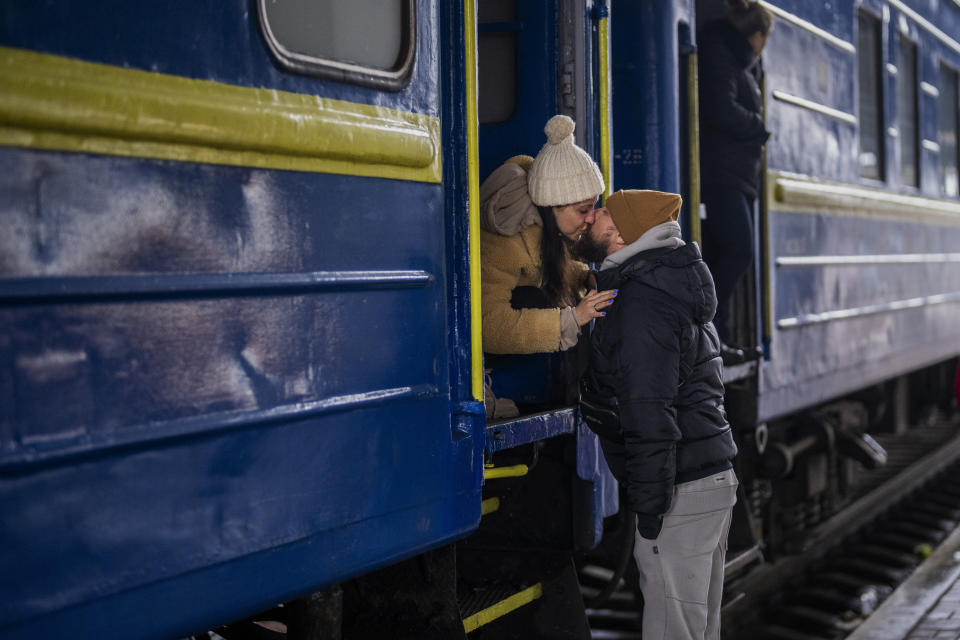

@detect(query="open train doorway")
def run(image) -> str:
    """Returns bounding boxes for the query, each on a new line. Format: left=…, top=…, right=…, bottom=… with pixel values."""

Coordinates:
left=476, top=0, right=559, bottom=179
left=475, top=0, right=603, bottom=412
left=693, top=0, right=766, bottom=365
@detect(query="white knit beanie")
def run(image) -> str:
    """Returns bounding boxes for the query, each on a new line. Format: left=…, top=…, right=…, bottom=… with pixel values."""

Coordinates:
left=527, top=115, right=605, bottom=207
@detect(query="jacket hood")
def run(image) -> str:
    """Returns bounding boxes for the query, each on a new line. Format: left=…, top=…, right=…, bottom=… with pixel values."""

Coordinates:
left=598, top=242, right=717, bottom=325
left=479, top=158, right=542, bottom=236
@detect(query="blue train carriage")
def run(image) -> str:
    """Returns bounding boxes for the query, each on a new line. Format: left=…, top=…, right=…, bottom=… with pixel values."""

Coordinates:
left=0, top=0, right=631, bottom=638
left=757, top=0, right=960, bottom=421
left=688, top=0, right=960, bottom=567
left=0, top=1, right=490, bottom=638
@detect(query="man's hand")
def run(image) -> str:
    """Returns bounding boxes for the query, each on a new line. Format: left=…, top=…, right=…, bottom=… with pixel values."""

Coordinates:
left=636, top=513, right=663, bottom=540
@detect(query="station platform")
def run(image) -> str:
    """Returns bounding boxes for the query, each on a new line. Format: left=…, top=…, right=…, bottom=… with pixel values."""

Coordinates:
left=847, top=524, right=960, bottom=640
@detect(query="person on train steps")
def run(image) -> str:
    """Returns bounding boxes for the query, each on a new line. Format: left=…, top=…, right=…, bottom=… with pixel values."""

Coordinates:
left=576, top=191, right=738, bottom=640
left=698, top=0, right=773, bottom=365
left=479, top=115, right=616, bottom=413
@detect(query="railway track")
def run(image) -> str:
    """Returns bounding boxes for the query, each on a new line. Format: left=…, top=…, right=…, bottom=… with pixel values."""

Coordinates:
left=581, top=412, right=960, bottom=640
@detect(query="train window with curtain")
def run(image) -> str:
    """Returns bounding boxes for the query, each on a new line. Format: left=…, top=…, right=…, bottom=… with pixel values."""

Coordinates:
left=940, top=64, right=960, bottom=198
left=478, top=0, right=518, bottom=124
left=897, top=35, right=920, bottom=187
left=857, top=10, right=885, bottom=181
left=257, top=0, right=414, bottom=90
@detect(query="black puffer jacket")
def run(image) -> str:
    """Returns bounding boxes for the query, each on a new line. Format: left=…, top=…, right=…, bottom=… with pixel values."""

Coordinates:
left=581, top=243, right=737, bottom=539
left=698, top=19, right=769, bottom=198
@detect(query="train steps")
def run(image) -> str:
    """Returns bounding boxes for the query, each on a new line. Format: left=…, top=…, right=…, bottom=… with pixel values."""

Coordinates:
left=460, top=443, right=594, bottom=639
left=457, top=547, right=591, bottom=639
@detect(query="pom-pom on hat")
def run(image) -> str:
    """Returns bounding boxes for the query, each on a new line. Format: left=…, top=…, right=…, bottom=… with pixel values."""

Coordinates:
left=527, top=115, right=605, bottom=207
left=605, top=190, right=683, bottom=245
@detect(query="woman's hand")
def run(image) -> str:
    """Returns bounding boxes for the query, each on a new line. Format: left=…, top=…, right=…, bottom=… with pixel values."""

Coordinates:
left=574, top=289, right=618, bottom=326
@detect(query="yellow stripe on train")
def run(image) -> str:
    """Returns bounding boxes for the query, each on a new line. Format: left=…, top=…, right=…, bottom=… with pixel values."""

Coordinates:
left=0, top=46, right=441, bottom=182
left=462, top=583, right=543, bottom=634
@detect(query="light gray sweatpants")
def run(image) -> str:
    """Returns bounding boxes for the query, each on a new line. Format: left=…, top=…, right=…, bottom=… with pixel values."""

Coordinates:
left=632, top=469, right=738, bottom=640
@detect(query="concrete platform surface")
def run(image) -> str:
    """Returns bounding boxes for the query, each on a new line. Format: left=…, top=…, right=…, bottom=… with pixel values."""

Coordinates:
left=848, top=524, right=960, bottom=640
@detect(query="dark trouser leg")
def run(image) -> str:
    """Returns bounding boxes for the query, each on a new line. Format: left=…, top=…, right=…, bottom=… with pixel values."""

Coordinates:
left=700, top=184, right=754, bottom=343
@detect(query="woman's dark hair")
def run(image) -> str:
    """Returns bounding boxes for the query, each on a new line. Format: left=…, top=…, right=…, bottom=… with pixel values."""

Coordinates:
left=538, top=205, right=575, bottom=306
left=725, top=0, right=773, bottom=37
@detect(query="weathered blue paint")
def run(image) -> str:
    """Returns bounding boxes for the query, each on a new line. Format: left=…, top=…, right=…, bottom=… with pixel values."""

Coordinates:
left=0, top=145, right=476, bottom=635
left=756, top=0, right=960, bottom=421
left=0, top=1, right=439, bottom=114
left=762, top=2, right=858, bottom=184
left=762, top=209, right=960, bottom=420
left=485, top=408, right=578, bottom=453
left=8, top=1, right=959, bottom=636
left=766, top=0, right=960, bottom=197
left=440, top=0, right=486, bottom=490
left=8, top=492, right=477, bottom=640
left=0, top=270, right=435, bottom=305
left=0, top=1, right=481, bottom=638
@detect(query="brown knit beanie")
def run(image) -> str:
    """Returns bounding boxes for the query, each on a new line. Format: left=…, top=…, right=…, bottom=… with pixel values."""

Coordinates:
left=605, top=190, right=683, bottom=244
left=527, top=115, right=605, bottom=207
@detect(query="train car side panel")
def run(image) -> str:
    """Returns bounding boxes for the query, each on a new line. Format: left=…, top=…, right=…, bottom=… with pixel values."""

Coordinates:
left=0, top=1, right=482, bottom=637
left=757, top=0, right=960, bottom=420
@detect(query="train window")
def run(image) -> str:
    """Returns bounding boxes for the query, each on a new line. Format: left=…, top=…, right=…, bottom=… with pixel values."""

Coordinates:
left=897, top=35, right=920, bottom=187
left=857, top=10, right=885, bottom=181
left=478, top=0, right=518, bottom=124
left=257, top=0, right=414, bottom=90
left=940, top=65, right=960, bottom=198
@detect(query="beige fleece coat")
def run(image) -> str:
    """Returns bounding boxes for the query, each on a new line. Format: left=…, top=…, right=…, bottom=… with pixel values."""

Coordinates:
left=480, top=160, right=587, bottom=354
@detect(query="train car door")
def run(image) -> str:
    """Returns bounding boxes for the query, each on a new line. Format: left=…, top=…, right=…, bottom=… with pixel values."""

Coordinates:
left=692, top=0, right=765, bottom=362
left=613, top=0, right=765, bottom=367
left=474, top=0, right=565, bottom=408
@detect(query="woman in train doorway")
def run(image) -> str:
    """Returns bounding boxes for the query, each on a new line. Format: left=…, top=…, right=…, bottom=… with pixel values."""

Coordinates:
left=480, top=115, right=616, bottom=414
left=698, top=0, right=773, bottom=364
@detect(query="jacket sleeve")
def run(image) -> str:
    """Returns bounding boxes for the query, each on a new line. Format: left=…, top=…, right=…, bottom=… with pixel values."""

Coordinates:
left=615, top=291, right=683, bottom=539
left=699, top=41, right=767, bottom=142
left=481, top=231, right=564, bottom=354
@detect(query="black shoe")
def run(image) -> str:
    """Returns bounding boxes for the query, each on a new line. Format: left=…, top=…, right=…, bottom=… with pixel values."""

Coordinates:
left=720, top=343, right=746, bottom=366
left=720, top=343, right=762, bottom=366
left=743, top=345, right=763, bottom=362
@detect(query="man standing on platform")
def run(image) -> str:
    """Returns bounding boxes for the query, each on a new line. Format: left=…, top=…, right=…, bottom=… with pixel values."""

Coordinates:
left=577, top=190, right=738, bottom=640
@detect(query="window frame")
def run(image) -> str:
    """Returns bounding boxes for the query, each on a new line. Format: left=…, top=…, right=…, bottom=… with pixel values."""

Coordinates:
left=856, top=8, right=887, bottom=183
left=896, top=32, right=921, bottom=189
left=256, top=0, right=416, bottom=92
left=939, top=61, right=960, bottom=199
